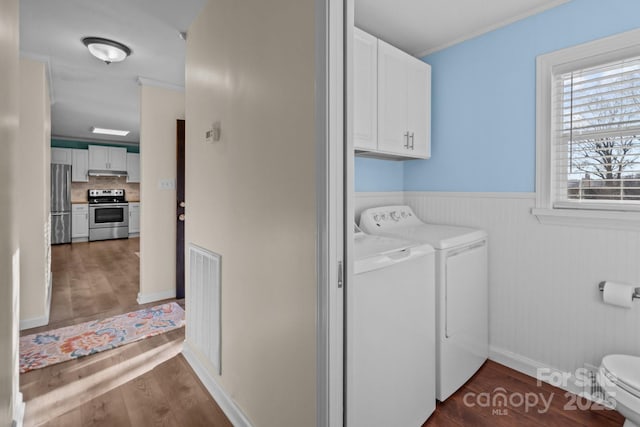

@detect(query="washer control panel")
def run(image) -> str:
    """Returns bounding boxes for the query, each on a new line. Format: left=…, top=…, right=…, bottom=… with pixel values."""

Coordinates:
left=359, top=205, right=423, bottom=232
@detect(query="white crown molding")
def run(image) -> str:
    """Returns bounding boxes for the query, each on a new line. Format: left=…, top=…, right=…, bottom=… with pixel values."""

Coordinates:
left=137, top=76, right=185, bottom=92
left=19, top=52, right=55, bottom=105
left=416, top=0, right=569, bottom=57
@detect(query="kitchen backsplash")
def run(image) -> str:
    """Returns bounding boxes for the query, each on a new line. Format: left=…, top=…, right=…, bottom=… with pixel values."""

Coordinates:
left=71, top=176, right=140, bottom=202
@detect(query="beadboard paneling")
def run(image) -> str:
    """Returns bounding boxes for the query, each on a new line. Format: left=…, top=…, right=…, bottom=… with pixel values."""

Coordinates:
left=404, top=191, right=640, bottom=378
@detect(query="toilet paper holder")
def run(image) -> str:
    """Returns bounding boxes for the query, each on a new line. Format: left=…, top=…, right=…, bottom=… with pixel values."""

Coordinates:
left=598, top=281, right=640, bottom=300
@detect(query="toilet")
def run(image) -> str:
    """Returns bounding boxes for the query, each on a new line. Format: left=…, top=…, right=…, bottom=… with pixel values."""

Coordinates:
left=597, top=354, right=640, bottom=427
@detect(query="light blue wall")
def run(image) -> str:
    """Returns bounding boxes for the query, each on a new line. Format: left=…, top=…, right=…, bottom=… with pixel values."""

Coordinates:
left=354, top=157, right=404, bottom=192
left=357, top=0, right=640, bottom=192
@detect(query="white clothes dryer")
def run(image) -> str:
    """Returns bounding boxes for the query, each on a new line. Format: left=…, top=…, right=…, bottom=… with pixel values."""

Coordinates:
left=359, top=206, right=488, bottom=401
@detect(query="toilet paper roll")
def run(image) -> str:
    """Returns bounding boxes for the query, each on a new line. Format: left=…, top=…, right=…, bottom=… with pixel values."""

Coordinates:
left=602, top=281, right=636, bottom=308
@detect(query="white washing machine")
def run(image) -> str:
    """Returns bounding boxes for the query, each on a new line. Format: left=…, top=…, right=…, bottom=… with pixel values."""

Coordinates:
left=348, top=226, right=436, bottom=427
left=359, top=206, right=488, bottom=402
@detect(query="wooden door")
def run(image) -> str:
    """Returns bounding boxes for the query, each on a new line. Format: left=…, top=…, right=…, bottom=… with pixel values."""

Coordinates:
left=176, top=120, right=186, bottom=299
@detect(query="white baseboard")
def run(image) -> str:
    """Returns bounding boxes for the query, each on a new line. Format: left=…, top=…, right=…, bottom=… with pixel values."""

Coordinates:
left=183, top=341, right=253, bottom=427
left=490, top=346, right=583, bottom=396
left=12, top=392, right=25, bottom=427
left=137, top=289, right=176, bottom=305
left=20, top=276, right=52, bottom=331
left=20, top=314, right=50, bottom=331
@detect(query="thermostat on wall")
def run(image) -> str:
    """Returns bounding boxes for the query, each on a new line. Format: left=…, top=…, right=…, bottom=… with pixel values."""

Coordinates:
left=205, top=121, right=221, bottom=143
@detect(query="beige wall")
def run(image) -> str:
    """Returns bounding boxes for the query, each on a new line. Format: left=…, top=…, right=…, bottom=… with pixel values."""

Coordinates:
left=185, top=1, right=317, bottom=426
left=139, top=85, right=184, bottom=302
left=0, top=0, right=20, bottom=423
left=19, top=58, right=52, bottom=326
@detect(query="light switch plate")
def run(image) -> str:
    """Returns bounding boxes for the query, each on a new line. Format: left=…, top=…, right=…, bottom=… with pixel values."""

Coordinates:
left=158, top=179, right=176, bottom=190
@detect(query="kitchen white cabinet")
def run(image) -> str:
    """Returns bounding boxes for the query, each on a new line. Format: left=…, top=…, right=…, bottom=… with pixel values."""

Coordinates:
left=88, top=145, right=128, bottom=171
left=51, top=147, right=72, bottom=165
left=129, top=202, right=140, bottom=235
left=71, top=149, right=89, bottom=182
left=71, top=204, right=89, bottom=241
left=126, top=153, right=140, bottom=183
left=353, top=28, right=378, bottom=151
left=353, top=29, right=431, bottom=160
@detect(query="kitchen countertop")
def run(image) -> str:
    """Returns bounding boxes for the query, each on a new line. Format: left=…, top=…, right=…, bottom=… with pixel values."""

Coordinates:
left=71, top=200, right=140, bottom=203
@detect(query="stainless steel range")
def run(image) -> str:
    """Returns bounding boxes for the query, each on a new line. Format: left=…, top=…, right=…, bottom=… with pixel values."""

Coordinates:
left=88, top=189, right=129, bottom=241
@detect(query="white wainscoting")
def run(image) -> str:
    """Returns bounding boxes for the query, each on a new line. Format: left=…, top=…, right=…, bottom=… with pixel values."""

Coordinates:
left=403, top=191, right=640, bottom=389
left=355, top=191, right=640, bottom=392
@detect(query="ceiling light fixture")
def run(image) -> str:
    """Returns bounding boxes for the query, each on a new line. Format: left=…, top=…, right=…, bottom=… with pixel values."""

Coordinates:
left=82, top=37, right=131, bottom=65
left=91, top=126, right=130, bottom=136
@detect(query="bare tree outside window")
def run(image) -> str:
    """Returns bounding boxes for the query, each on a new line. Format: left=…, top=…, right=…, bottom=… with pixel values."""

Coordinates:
left=562, top=59, right=640, bottom=202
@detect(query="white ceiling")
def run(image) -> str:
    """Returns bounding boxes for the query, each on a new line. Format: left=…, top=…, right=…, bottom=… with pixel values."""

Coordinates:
left=20, top=0, right=568, bottom=145
left=20, top=0, right=207, bottom=144
left=355, top=0, right=568, bottom=57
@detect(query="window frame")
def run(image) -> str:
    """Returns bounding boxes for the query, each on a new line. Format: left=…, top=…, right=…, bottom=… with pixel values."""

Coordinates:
left=534, top=28, right=640, bottom=230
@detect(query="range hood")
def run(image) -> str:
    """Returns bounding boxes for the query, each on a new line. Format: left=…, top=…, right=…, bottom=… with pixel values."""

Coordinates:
left=88, top=169, right=128, bottom=177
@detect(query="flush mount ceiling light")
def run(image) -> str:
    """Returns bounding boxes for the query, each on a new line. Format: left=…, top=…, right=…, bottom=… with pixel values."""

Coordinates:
left=91, top=126, right=130, bottom=136
left=82, top=37, right=131, bottom=64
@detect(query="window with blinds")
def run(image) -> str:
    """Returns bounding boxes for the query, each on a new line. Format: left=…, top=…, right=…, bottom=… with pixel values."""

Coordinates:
left=554, top=57, right=640, bottom=207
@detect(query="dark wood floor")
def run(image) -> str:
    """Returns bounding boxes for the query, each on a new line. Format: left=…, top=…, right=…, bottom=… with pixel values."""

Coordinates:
left=424, top=360, right=624, bottom=427
left=47, top=238, right=141, bottom=327
left=37, top=354, right=232, bottom=427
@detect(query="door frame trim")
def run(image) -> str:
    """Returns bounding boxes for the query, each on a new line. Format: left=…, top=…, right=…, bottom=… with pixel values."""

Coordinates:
left=316, top=0, right=346, bottom=426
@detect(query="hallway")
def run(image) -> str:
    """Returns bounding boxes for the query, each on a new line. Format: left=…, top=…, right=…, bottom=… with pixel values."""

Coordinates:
left=19, top=238, right=232, bottom=426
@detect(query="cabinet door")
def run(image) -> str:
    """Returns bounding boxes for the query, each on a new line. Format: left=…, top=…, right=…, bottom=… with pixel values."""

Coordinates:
left=51, top=148, right=72, bottom=165
left=71, top=205, right=89, bottom=238
left=71, top=149, right=89, bottom=182
left=109, top=147, right=128, bottom=171
left=129, top=203, right=140, bottom=234
left=88, top=145, right=109, bottom=170
left=377, top=39, right=409, bottom=156
left=126, top=153, right=140, bottom=183
left=407, top=58, right=431, bottom=159
left=353, top=28, right=378, bottom=151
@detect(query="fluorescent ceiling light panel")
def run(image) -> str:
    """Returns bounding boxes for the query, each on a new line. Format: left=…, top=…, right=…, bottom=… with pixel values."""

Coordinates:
left=91, top=126, right=130, bottom=136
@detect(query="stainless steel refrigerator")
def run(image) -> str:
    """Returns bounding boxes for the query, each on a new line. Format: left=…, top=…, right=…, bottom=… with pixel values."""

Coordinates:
left=51, top=164, right=71, bottom=244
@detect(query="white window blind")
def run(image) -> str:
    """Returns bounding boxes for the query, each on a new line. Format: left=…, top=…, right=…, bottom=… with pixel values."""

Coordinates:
left=553, top=56, right=640, bottom=208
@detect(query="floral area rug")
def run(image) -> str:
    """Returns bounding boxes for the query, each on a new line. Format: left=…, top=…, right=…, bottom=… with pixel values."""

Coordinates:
left=20, top=302, right=185, bottom=373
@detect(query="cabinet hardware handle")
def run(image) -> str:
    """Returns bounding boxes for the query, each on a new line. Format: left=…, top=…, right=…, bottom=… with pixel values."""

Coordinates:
left=404, top=132, right=409, bottom=149
left=410, top=132, right=415, bottom=150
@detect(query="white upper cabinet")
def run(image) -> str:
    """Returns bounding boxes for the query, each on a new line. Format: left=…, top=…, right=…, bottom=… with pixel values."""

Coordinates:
left=71, top=149, right=89, bottom=182
left=126, top=153, right=140, bottom=183
left=353, top=28, right=378, bottom=151
left=51, top=147, right=72, bottom=165
left=88, top=145, right=128, bottom=171
left=353, top=29, right=431, bottom=160
left=406, top=53, right=431, bottom=158
left=109, top=147, right=127, bottom=171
